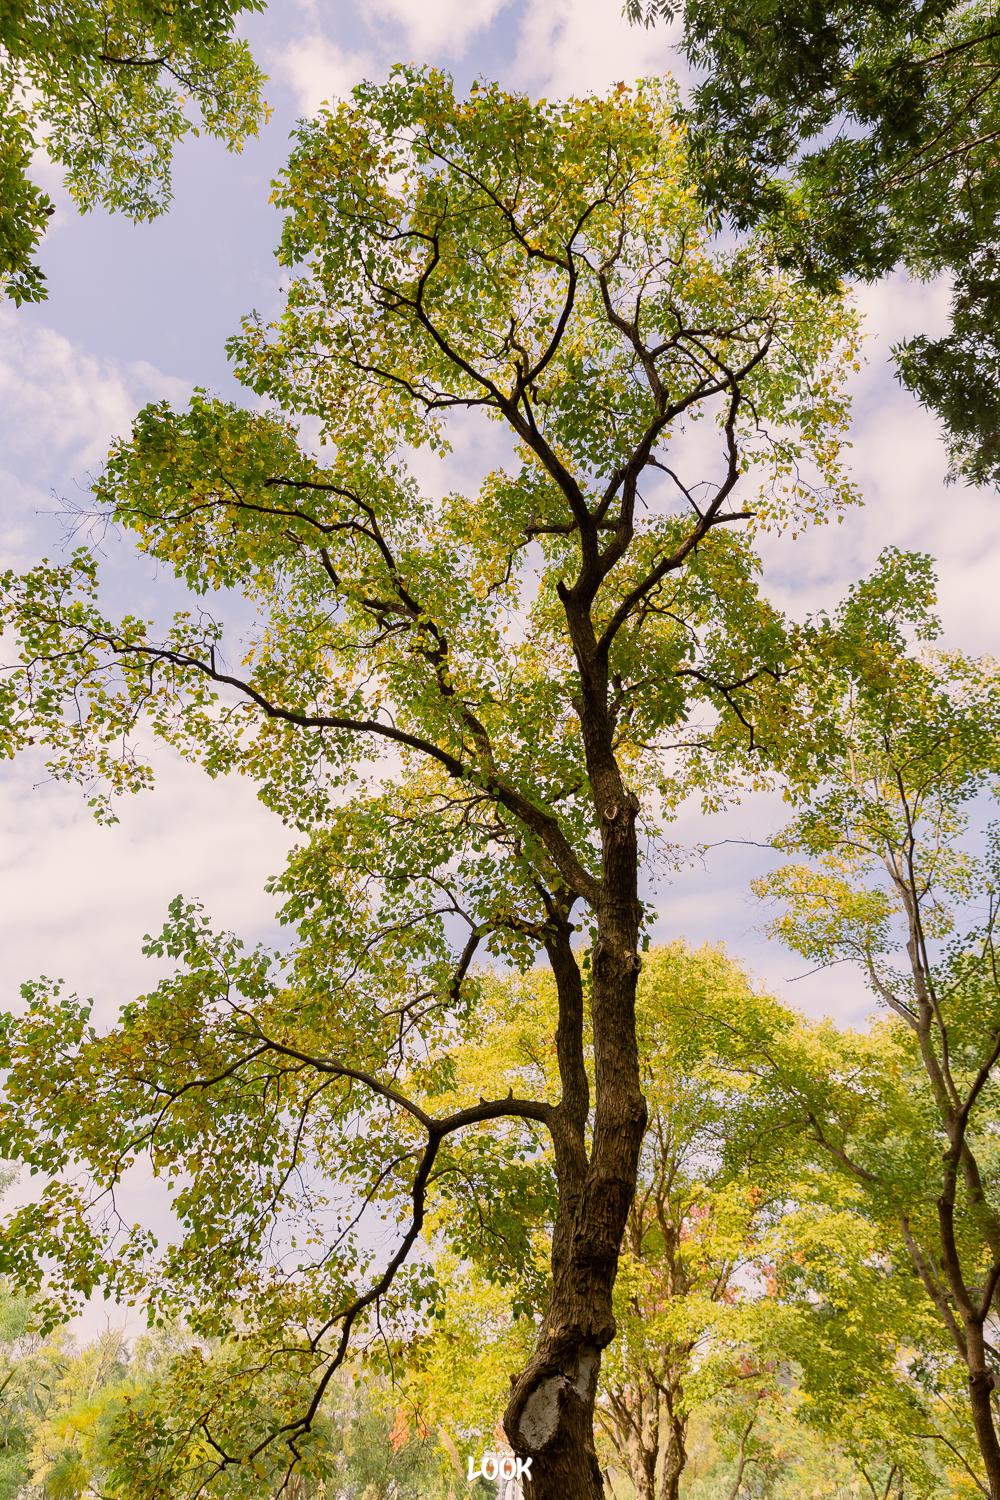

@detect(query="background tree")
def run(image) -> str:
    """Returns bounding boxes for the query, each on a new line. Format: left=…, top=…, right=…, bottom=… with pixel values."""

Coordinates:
left=0, top=0, right=267, bottom=305
left=413, top=944, right=963, bottom=1500
left=0, top=1280, right=69, bottom=1500
left=628, top=0, right=1000, bottom=485
left=593, top=944, right=793, bottom=1500
left=0, top=1312, right=455, bottom=1500
left=754, top=580, right=1000, bottom=1494
left=685, top=1395, right=922, bottom=1500
left=394, top=943, right=801, bottom=1500
left=763, top=1185, right=963, bottom=1498
left=0, top=70, right=860, bottom=1500
left=26, top=1327, right=132, bottom=1499
left=600, top=946, right=961, bottom=1500
left=95, top=1337, right=457, bottom=1500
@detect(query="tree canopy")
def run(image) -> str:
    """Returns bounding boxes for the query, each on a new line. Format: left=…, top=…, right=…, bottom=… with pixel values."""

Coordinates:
left=0, top=0, right=266, bottom=304
left=752, top=588, right=1000, bottom=1491
left=629, top=0, right=1000, bottom=485
left=0, top=67, right=867, bottom=1500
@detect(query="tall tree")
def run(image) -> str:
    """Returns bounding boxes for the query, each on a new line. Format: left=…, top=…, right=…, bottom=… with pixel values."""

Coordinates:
left=755, top=580, right=1000, bottom=1493
left=0, top=71, right=859, bottom=1499
left=629, top=0, right=1000, bottom=485
left=0, top=0, right=266, bottom=304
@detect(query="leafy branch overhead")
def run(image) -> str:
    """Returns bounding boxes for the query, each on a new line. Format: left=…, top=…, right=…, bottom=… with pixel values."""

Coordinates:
left=0, top=0, right=267, bottom=304
left=629, top=0, right=1000, bottom=485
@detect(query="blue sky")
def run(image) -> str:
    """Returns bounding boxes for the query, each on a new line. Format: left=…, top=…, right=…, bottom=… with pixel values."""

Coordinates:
left=2, top=0, right=997, bottom=1067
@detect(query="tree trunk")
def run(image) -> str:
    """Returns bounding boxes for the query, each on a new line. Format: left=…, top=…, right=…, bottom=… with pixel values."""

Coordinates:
left=967, top=1358, right=1000, bottom=1500
left=634, top=1448, right=657, bottom=1500
left=506, top=1337, right=605, bottom=1500
left=601, top=1384, right=659, bottom=1500
left=504, top=796, right=648, bottom=1500
left=658, top=1408, right=686, bottom=1500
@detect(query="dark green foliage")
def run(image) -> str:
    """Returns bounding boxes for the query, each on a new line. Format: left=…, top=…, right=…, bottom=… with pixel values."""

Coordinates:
left=628, top=0, right=1000, bottom=484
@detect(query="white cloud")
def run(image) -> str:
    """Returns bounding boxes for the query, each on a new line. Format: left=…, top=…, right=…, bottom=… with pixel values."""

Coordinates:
left=0, top=315, right=291, bottom=1021
left=368, top=0, right=514, bottom=57
left=512, top=0, right=683, bottom=95
left=274, top=0, right=680, bottom=111
left=0, top=470, right=44, bottom=568
left=853, top=268, right=953, bottom=349
left=753, top=272, right=999, bottom=655
left=274, top=31, right=380, bottom=115
left=644, top=783, right=876, bottom=1026
left=0, top=748, right=293, bottom=1025
left=0, top=310, right=189, bottom=485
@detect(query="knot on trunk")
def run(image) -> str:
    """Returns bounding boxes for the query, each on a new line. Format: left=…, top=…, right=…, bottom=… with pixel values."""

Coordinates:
left=601, top=790, right=640, bottom=824
left=592, top=938, right=642, bottom=974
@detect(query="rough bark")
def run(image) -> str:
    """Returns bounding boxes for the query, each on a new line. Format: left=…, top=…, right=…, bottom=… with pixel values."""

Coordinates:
left=658, top=1405, right=687, bottom=1500
left=635, top=1448, right=658, bottom=1500
left=503, top=931, right=647, bottom=1497
left=504, top=781, right=648, bottom=1499
left=966, top=1332, right=1000, bottom=1500
left=499, top=389, right=667, bottom=1494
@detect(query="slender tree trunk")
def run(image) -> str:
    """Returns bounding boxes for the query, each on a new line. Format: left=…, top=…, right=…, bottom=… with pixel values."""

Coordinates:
left=854, top=872, right=1000, bottom=1498
left=723, top=1409, right=759, bottom=1500
left=505, top=796, right=648, bottom=1500
left=966, top=1324, right=1000, bottom=1500
left=969, top=1380, right=1000, bottom=1500
left=725, top=1456, right=748, bottom=1500
left=657, top=1407, right=687, bottom=1500
left=634, top=1449, right=657, bottom=1500
left=601, top=1383, right=659, bottom=1500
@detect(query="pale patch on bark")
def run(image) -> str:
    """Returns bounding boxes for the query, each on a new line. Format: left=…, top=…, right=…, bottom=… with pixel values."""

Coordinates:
left=517, top=1376, right=564, bottom=1449
left=574, top=1346, right=599, bottom=1399
left=516, top=1347, right=600, bottom=1451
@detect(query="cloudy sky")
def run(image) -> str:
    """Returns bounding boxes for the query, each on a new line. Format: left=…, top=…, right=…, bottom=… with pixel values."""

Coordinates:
left=2, top=0, right=996, bottom=1088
